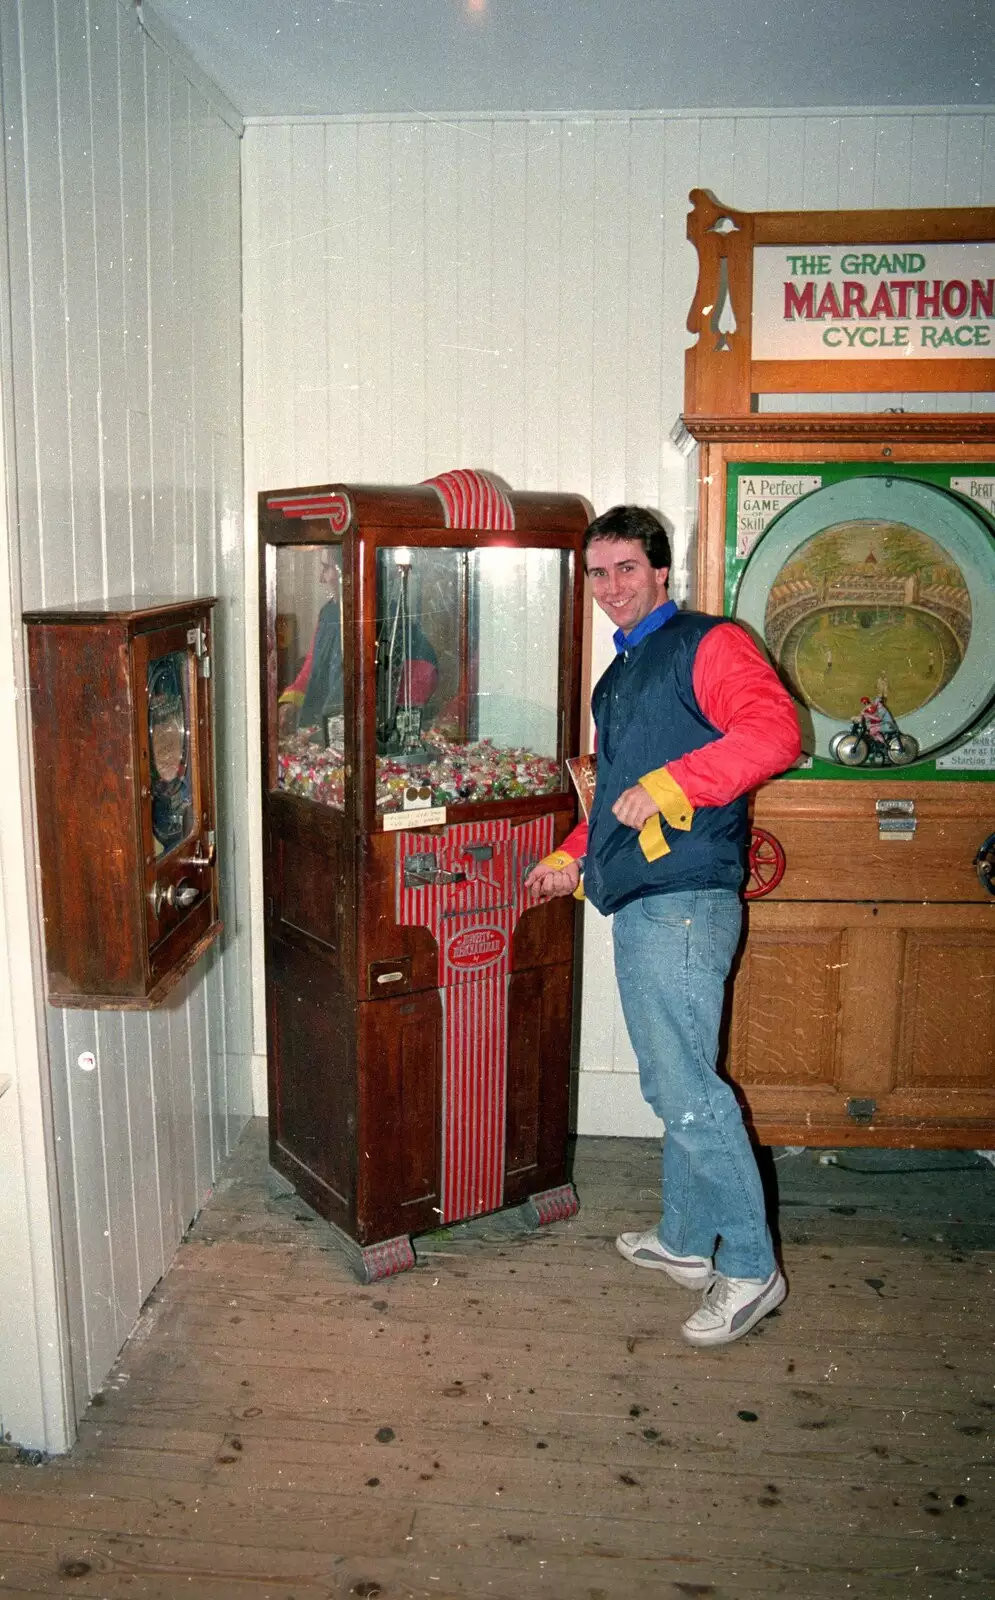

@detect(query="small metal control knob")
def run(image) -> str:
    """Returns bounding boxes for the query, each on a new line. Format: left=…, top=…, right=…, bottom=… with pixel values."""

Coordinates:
left=151, top=878, right=200, bottom=916
left=975, top=832, right=995, bottom=897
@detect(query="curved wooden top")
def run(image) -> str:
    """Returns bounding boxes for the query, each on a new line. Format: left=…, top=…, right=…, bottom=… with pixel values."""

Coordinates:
left=260, top=472, right=592, bottom=543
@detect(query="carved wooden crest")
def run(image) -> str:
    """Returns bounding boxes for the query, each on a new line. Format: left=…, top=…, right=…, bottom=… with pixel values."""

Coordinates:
left=684, top=189, right=995, bottom=434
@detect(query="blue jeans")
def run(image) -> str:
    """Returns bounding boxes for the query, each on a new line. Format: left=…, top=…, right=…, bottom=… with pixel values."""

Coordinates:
left=612, top=889, right=775, bottom=1281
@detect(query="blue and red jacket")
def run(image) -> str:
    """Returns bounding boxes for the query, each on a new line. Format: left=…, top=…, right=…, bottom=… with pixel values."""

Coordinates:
left=547, top=603, right=801, bottom=914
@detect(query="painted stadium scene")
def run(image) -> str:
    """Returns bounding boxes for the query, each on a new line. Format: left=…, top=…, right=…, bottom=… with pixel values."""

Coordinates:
left=763, top=519, right=971, bottom=720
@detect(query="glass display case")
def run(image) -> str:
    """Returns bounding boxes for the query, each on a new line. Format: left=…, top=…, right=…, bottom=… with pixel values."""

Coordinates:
left=272, top=542, right=566, bottom=815
left=24, top=598, right=220, bottom=1008
left=725, top=464, right=995, bottom=772
left=259, top=472, right=588, bottom=1280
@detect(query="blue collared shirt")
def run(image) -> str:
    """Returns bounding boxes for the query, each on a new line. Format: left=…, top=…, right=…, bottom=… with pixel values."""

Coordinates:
left=613, top=598, right=678, bottom=655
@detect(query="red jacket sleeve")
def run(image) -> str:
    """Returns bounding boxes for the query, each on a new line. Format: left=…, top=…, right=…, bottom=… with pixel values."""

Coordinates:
left=559, top=819, right=589, bottom=860
left=666, top=623, right=802, bottom=806
left=281, top=624, right=318, bottom=698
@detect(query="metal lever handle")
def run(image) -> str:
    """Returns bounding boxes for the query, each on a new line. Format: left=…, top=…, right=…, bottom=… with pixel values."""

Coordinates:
left=181, top=834, right=216, bottom=867
left=404, top=865, right=467, bottom=887
left=404, top=852, right=467, bottom=889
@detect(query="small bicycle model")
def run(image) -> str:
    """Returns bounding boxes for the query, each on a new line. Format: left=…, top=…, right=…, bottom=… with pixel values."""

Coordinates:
left=829, top=700, right=920, bottom=768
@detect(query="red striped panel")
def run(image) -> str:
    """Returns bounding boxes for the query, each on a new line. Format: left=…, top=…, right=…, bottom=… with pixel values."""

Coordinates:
left=422, top=469, right=515, bottom=531
left=442, top=973, right=509, bottom=1220
left=396, top=813, right=555, bottom=1225
left=267, top=492, right=352, bottom=532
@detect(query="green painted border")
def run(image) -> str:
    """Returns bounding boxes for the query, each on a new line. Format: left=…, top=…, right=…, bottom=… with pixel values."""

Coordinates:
left=722, top=460, right=995, bottom=782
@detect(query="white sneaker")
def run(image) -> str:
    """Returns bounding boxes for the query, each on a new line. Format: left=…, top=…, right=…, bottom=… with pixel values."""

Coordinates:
left=615, top=1229, right=714, bottom=1289
left=681, top=1268, right=787, bottom=1347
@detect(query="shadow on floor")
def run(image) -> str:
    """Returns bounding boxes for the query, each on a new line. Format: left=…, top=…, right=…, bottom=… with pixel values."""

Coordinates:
left=756, top=1144, right=995, bottom=1254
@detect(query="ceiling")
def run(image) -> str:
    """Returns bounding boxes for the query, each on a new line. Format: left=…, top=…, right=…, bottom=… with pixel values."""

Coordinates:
left=148, top=0, right=995, bottom=120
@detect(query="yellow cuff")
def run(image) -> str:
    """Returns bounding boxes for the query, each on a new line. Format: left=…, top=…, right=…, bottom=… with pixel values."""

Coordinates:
left=538, top=849, right=576, bottom=871
left=638, top=768, right=694, bottom=830
left=279, top=689, right=306, bottom=706
left=538, top=848, right=585, bottom=894
left=638, top=814, right=671, bottom=862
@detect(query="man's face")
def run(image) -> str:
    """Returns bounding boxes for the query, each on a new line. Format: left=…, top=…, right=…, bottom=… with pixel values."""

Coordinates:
left=319, top=548, right=341, bottom=597
left=585, top=537, right=670, bottom=634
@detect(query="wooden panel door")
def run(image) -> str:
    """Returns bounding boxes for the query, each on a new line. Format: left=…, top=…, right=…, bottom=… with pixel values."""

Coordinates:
left=504, top=962, right=574, bottom=1205
left=356, top=989, right=442, bottom=1245
left=891, top=923, right=995, bottom=1127
left=729, top=901, right=995, bottom=1146
left=267, top=936, right=356, bottom=1229
left=728, top=911, right=847, bottom=1138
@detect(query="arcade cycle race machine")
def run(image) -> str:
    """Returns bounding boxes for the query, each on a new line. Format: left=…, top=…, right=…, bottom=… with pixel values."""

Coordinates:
left=683, top=190, right=995, bottom=1149
left=259, top=472, right=588, bottom=1279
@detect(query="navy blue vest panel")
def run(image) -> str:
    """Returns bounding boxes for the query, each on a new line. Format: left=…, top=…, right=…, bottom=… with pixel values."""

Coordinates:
left=585, top=610, right=749, bottom=915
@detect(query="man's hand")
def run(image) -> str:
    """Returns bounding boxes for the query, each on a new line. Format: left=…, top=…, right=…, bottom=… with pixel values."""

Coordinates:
left=524, top=860, right=581, bottom=901
left=612, top=782, right=659, bottom=830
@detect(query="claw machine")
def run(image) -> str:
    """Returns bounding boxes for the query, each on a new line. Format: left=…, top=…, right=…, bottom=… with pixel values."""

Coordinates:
left=259, top=470, right=589, bottom=1278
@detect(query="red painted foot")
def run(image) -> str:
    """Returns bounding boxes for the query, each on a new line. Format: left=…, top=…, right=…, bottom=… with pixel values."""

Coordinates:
left=527, top=1183, right=579, bottom=1226
left=357, top=1234, right=416, bottom=1282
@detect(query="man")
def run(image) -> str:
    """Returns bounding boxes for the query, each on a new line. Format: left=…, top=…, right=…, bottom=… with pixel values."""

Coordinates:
left=526, top=505, right=801, bottom=1348
left=862, top=694, right=897, bottom=741
left=279, top=547, right=347, bottom=734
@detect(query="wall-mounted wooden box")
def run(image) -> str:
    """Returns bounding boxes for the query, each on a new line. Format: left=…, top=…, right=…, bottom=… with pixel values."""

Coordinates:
left=24, top=598, right=221, bottom=1008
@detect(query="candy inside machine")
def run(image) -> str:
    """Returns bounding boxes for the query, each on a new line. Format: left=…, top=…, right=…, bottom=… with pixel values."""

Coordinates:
left=275, top=540, right=567, bottom=814
left=260, top=472, right=589, bottom=1279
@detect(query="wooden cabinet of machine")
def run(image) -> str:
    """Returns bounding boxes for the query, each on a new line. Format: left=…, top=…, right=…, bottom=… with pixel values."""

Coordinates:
left=259, top=471, right=588, bottom=1277
left=24, top=598, right=221, bottom=1008
left=683, top=191, right=995, bottom=1146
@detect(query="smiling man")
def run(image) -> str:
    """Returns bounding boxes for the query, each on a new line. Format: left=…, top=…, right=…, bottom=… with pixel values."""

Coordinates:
left=526, top=504, right=801, bottom=1348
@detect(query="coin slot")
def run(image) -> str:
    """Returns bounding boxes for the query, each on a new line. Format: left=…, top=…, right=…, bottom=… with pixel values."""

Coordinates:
left=368, top=957, right=412, bottom=998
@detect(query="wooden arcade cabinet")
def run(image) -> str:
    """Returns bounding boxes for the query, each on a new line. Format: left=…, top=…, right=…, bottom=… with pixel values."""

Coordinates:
left=259, top=471, right=588, bottom=1278
left=682, top=191, right=995, bottom=1148
left=24, top=598, right=222, bottom=1008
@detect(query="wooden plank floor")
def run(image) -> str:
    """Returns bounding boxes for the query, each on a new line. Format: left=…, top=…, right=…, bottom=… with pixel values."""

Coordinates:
left=1, top=1122, right=993, bottom=1599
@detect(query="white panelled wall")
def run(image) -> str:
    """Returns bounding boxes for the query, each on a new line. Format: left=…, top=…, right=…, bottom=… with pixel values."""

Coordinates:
left=0, top=0, right=252, bottom=1450
left=242, top=109, right=995, bottom=1137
